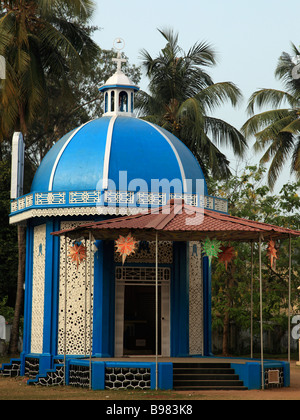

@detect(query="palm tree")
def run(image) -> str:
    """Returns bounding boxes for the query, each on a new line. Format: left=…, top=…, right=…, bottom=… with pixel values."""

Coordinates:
left=242, top=43, right=300, bottom=189
left=0, top=0, right=99, bottom=354
left=136, top=29, right=247, bottom=179
left=0, top=0, right=99, bottom=138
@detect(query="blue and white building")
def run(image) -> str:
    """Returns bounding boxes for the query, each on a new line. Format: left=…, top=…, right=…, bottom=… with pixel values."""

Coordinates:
left=5, top=52, right=288, bottom=391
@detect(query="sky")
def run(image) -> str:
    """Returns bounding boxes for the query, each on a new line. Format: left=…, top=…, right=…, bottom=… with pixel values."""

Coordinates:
left=92, top=0, right=300, bottom=193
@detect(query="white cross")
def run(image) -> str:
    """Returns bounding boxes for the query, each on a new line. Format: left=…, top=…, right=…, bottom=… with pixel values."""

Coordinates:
left=112, top=52, right=127, bottom=72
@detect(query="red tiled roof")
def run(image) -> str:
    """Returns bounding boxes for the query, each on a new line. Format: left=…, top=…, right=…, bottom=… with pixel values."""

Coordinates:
left=51, top=200, right=300, bottom=242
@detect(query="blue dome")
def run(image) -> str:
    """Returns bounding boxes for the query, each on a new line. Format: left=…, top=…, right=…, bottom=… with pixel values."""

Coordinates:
left=31, top=116, right=207, bottom=199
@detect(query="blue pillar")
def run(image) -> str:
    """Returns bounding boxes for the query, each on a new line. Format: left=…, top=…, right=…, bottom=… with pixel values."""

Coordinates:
left=40, top=219, right=60, bottom=373
left=93, top=240, right=115, bottom=357
left=171, top=242, right=189, bottom=357
left=51, top=219, right=60, bottom=357
left=203, top=256, right=212, bottom=356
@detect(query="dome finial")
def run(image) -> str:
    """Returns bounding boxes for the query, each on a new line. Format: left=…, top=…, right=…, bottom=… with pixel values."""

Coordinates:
left=112, top=38, right=126, bottom=72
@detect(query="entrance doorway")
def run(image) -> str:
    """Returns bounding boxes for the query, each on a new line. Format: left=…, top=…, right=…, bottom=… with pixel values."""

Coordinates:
left=124, top=285, right=161, bottom=355
left=114, top=267, right=170, bottom=357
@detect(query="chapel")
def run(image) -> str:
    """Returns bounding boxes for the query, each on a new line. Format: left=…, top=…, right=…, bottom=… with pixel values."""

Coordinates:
left=8, top=50, right=229, bottom=382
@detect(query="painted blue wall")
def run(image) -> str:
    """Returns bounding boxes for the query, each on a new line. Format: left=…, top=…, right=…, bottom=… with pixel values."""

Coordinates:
left=171, top=242, right=189, bottom=356
left=203, top=256, right=212, bottom=356
left=93, top=240, right=115, bottom=357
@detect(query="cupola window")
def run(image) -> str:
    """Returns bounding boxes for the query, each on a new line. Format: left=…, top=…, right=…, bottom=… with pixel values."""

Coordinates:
left=119, top=91, right=128, bottom=112
left=131, top=92, right=134, bottom=113
left=104, top=92, right=108, bottom=113
left=111, top=91, right=115, bottom=112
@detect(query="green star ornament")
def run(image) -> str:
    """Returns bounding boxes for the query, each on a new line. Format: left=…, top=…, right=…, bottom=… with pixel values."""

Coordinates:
left=202, top=238, right=222, bottom=266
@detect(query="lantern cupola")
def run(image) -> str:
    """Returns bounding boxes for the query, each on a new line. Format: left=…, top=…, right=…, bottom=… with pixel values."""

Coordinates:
left=99, top=41, right=139, bottom=117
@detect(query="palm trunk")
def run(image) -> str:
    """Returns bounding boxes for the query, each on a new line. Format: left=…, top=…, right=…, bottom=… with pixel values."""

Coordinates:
left=9, top=225, right=26, bottom=355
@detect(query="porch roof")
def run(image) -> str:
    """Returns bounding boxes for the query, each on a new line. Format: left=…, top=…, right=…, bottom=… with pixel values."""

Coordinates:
left=51, top=200, right=300, bottom=242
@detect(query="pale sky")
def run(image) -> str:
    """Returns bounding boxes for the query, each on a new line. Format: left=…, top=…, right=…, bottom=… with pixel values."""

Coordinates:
left=92, top=0, right=300, bottom=192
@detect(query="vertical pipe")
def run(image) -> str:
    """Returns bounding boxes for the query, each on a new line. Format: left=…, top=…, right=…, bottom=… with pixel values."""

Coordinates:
left=155, top=231, right=158, bottom=391
left=251, top=241, right=254, bottom=359
left=64, top=235, right=68, bottom=386
left=288, top=234, right=292, bottom=364
left=259, top=234, right=264, bottom=389
left=89, top=231, right=93, bottom=390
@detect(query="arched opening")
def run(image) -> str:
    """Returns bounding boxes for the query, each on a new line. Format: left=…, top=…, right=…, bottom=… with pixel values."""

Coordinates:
left=111, top=91, right=115, bottom=112
left=131, top=92, right=134, bottom=113
left=119, top=91, right=128, bottom=112
left=104, top=92, right=108, bottom=113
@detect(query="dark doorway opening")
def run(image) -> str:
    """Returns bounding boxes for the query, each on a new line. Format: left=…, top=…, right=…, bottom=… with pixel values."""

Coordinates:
left=123, top=285, right=161, bottom=355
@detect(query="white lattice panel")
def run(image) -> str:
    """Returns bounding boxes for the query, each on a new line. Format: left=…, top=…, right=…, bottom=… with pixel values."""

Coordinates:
left=69, top=190, right=102, bottom=204
left=188, top=241, right=203, bottom=355
left=31, top=224, right=46, bottom=354
left=58, top=221, right=94, bottom=355
left=35, top=192, right=66, bottom=206
left=170, top=193, right=198, bottom=206
left=104, top=190, right=135, bottom=204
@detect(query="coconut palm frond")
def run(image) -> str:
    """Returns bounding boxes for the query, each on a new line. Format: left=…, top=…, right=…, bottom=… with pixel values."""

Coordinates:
left=0, top=0, right=98, bottom=137
left=263, top=132, right=295, bottom=189
left=242, top=109, right=292, bottom=139
left=254, top=115, right=296, bottom=146
left=205, top=116, right=247, bottom=157
left=291, top=136, right=300, bottom=175
left=138, top=28, right=244, bottom=178
left=247, top=88, right=297, bottom=115
left=244, top=43, right=300, bottom=187
left=280, top=117, right=300, bottom=134
left=196, top=82, right=243, bottom=112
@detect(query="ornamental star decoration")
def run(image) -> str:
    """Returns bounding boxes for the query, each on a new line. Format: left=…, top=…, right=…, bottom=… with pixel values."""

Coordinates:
left=68, top=242, right=87, bottom=269
left=218, top=245, right=235, bottom=271
left=202, top=238, right=222, bottom=266
left=115, top=233, right=138, bottom=264
left=267, top=239, right=278, bottom=268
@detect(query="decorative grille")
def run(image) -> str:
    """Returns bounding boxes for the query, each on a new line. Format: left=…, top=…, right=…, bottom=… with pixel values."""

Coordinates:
left=115, top=266, right=171, bottom=286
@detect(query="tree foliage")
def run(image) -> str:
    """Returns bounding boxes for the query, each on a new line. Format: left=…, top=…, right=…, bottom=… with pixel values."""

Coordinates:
left=208, top=165, right=300, bottom=355
left=242, top=43, right=300, bottom=189
left=0, top=0, right=100, bottom=138
left=136, top=28, right=247, bottom=179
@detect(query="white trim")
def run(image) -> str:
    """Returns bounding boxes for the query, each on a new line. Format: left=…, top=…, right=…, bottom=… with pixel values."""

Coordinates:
left=102, top=115, right=117, bottom=190
left=143, top=121, right=188, bottom=193
left=9, top=205, right=143, bottom=224
left=48, top=120, right=93, bottom=191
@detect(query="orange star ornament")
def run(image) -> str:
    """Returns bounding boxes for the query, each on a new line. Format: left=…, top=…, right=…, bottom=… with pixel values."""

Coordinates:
left=115, top=234, right=138, bottom=264
left=218, top=245, right=235, bottom=271
left=68, top=242, right=87, bottom=269
left=267, top=239, right=278, bottom=268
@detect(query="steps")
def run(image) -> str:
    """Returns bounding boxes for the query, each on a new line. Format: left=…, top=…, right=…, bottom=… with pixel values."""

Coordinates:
left=173, top=362, right=247, bottom=390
